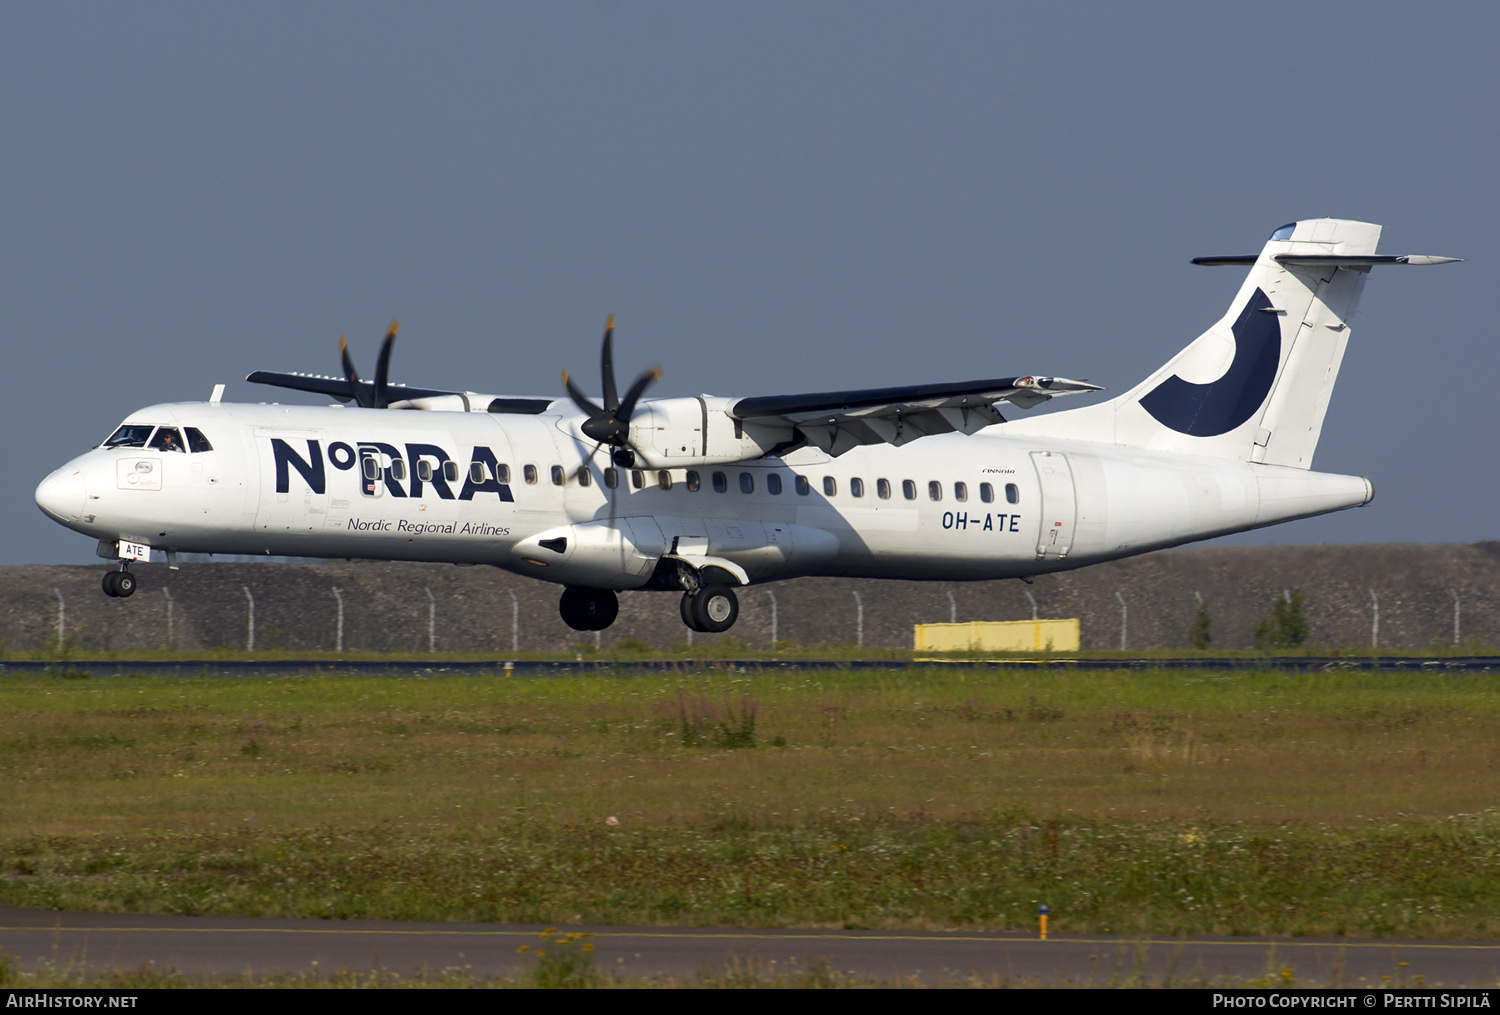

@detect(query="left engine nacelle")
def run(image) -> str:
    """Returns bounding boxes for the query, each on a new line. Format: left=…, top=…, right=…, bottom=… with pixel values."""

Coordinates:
left=510, top=519, right=669, bottom=589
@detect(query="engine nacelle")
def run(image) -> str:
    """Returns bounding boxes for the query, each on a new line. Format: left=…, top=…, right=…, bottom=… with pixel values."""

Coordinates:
left=509, top=516, right=840, bottom=589
left=626, top=397, right=794, bottom=469
left=511, top=518, right=667, bottom=590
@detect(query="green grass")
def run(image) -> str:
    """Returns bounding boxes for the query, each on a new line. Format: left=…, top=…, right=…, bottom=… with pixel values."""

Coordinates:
left=3, top=667, right=1500, bottom=938
left=11, top=636, right=1500, bottom=665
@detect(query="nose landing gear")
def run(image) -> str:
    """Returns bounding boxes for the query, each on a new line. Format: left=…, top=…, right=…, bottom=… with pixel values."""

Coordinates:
left=102, top=569, right=137, bottom=598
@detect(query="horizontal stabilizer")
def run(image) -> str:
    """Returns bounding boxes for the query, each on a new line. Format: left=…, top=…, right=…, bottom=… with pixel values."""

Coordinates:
left=1274, top=254, right=1462, bottom=267
left=1193, top=254, right=1461, bottom=267
left=1190, top=255, right=1259, bottom=266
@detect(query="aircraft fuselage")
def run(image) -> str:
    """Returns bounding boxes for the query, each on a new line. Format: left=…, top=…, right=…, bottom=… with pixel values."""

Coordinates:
left=36, top=400, right=1371, bottom=587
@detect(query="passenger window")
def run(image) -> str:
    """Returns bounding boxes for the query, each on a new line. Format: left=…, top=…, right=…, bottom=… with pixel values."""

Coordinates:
left=360, top=454, right=381, bottom=496
left=795, top=475, right=810, bottom=496
left=469, top=462, right=487, bottom=484
left=954, top=482, right=967, bottom=502
left=445, top=461, right=461, bottom=483
left=658, top=470, right=673, bottom=490
left=417, top=461, right=433, bottom=483
left=576, top=466, right=591, bottom=487
left=980, top=482, right=994, bottom=503
left=494, top=463, right=510, bottom=483
left=184, top=427, right=213, bottom=453
left=877, top=478, right=891, bottom=500
left=524, top=464, right=538, bottom=485
left=739, top=472, right=754, bottom=494
left=631, top=470, right=644, bottom=489
left=823, top=476, right=837, bottom=496
left=604, top=467, right=618, bottom=489
left=1006, top=483, right=1020, bottom=504
left=686, top=470, right=701, bottom=492
left=767, top=473, right=782, bottom=495
left=550, top=465, right=565, bottom=486
left=712, top=472, right=728, bottom=493
left=850, top=478, right=864, bottom=498
left=389, top=458, right=407, bottom=482
left=149, top=427, right=185, bottom=453
left=928, top=481, right=942, bottom=502
left=902, top=480, right=917, bottom=500
left=103, top=424, right=154, bottom=449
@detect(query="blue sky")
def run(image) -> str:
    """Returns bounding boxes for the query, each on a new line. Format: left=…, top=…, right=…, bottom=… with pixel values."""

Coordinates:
left=5, top=3, right=1496, bottom=564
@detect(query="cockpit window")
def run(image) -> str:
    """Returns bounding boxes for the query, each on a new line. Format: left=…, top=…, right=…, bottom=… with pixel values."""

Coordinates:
left=184, top=427, right=213, bottom=453
left=149, top=427, right=186, bottom=453
left=102, top=424, right=155, bottom=449
left=1269, top=223, right=1296, bottom=241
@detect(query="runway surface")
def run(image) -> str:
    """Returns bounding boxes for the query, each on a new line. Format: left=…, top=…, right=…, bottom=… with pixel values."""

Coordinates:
left=2, top=907, right=1498, bottom=985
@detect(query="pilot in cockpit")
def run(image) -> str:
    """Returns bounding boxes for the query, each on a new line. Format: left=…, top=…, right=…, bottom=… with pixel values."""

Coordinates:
left=151, top=429, right=186, bottom=453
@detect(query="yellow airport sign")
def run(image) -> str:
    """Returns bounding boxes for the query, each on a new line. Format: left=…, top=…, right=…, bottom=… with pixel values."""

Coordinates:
left=914, top=619, right=1081, bottom=653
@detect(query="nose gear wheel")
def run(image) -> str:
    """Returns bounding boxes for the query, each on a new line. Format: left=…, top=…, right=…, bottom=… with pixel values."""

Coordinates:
left=102, top=570, right=137, bottom=598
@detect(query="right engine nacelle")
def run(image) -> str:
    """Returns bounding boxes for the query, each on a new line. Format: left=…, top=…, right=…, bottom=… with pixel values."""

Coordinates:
left=627, top=397, right=795, bottom=469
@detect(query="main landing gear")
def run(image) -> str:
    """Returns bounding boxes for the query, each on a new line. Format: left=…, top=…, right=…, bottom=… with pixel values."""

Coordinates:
left=555, top=583, right=743, bottom=634
left=680, top=583, right=739, bottom=634
left=558, top=586, right=619, bottom=631
left=102, top=568, right=137, bottom=598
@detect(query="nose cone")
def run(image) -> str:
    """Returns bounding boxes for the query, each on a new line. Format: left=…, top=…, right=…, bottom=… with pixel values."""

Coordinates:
left=36, top=466, right=86, bottom=525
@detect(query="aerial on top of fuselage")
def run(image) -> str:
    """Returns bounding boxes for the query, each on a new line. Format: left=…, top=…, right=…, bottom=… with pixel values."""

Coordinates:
left=245, top=315, right=1104, bottom=467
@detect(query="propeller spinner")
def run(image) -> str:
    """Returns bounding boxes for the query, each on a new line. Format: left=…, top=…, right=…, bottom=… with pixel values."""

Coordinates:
left=563, top=315, right=661, bottom=467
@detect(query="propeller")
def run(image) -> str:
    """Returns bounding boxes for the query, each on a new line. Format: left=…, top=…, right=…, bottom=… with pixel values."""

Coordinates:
left=339, top=320, right=400, bottom=408
left=562, top=315, right=661, bottom=468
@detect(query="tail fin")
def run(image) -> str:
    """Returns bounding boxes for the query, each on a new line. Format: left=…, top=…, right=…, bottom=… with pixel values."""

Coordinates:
left=1016, top=218, right=1456, bottom=468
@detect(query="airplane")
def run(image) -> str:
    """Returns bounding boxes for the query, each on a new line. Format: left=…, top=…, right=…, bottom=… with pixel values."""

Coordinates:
left=35, top=219, right=1457, bottom=635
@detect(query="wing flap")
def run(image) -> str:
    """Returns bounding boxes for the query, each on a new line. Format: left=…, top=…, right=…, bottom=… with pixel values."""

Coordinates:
left=731, top=375, right=1100, bottom=455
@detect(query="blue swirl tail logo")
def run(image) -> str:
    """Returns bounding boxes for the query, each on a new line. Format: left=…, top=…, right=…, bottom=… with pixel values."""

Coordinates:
left=1139, top=288, right=1282, bottom=437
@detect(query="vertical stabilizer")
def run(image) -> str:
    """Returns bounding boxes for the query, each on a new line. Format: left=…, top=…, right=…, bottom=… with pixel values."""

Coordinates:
left=1009, top=219, right=1439, bottom=468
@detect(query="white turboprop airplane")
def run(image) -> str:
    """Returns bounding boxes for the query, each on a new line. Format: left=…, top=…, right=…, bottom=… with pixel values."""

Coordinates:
left=36, top=219, right=1457, bottom=634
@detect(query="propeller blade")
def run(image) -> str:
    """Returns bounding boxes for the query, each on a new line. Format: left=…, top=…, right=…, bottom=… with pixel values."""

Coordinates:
left=338, top=334, right=373, bottom=409
left=600, top=314, right=618, bottom=411
left=373, top=320, right=398, bottom=410
left=563, top=370, right=605, bottom=418
left=616, top=366, right=662, bottom=427
left=565, top=315, right=658, bottom=448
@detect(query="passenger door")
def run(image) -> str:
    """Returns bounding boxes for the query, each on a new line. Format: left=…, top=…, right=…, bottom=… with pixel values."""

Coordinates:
left=1030, top=450, right=1077, bottom=559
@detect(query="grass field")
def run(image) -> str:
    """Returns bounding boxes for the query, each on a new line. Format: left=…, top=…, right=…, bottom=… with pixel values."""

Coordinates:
left=12, top=636, right=1500, bottom=663
left=2, top=665, right=1499, bottom=940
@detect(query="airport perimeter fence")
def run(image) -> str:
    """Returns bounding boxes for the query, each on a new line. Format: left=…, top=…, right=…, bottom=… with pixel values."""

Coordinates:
left=3, top=544, right=1500, bottom=655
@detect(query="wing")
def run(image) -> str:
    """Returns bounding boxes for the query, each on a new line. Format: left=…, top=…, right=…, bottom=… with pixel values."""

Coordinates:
left=244, top=371, right=554, bottom=414
left=730, top=375, right=1102, bottom=456
left=245, top=370, right=455, bottom=403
